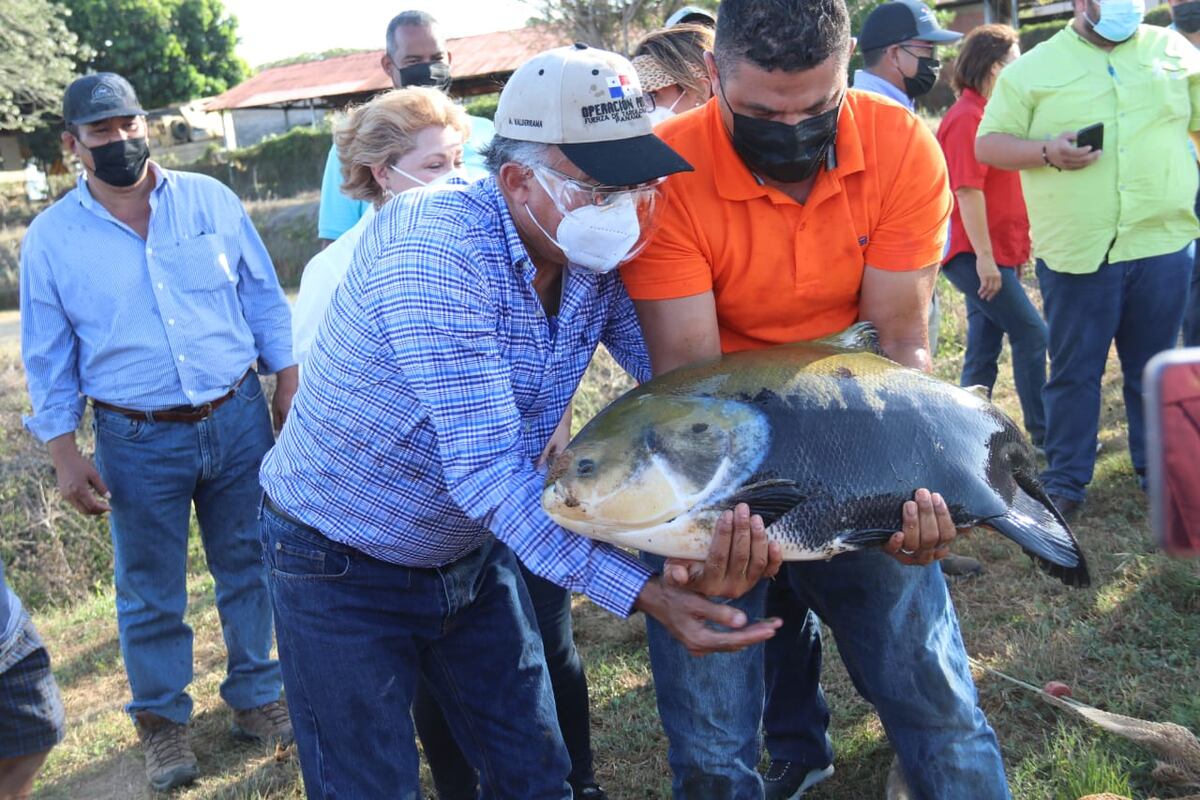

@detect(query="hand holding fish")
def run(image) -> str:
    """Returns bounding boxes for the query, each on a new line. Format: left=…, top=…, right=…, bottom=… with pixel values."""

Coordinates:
left=634, top=579, right=783, bottom=657
left=661, top=503, right=783, bottom=598
left=882, top=488, right=958, bottom=566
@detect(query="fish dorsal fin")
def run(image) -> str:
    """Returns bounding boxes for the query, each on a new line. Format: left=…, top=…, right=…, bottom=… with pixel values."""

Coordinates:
left=812, top=322, right=882, bottom=354
left=965, top=385, right=991, bottom=401
left=725, top=479, right=806, bottom=528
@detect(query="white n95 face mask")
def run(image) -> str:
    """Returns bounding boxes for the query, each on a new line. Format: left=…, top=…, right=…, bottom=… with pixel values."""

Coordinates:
left=390, top=164, right=464, bottom=188
left=525, top=187, right=642, bottom=274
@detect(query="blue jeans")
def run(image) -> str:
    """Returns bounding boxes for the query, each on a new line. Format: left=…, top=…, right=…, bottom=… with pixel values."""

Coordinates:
left=942, top=253, right=1048, bottom=444
left=1036, top=246, right=1193, bottom=501
left=261, top=507, right=572, bottom=800
left=1183, top=182, right=1200, bottom=347
left=92, top=373, right=280, bottom=724
left=413, top=564, right=597, bottom=798
left=641, top=554, right=832, bottom=799
left=644, top=552, right=1009, bottom=800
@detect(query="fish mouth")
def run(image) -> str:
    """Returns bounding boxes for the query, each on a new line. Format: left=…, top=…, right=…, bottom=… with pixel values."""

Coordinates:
left=543, top=455, right=736, bottom=536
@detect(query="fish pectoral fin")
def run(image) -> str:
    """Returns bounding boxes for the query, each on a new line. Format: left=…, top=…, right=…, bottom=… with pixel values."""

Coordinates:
left=989, top=483, right=1090, bottom=588
left=724, top=479, right=806, bottom=528
left=837, top=529, right=896, bottom=548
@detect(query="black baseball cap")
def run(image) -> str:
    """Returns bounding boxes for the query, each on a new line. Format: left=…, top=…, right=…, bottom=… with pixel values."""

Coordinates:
left=63, top=73, right=146, bottom=126
left=858, top=0, right=963, bottom=52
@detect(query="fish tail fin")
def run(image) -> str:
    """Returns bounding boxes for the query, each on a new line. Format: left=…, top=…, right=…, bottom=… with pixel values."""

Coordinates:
left=989, top=480, right=1090, bottom=587
left=813, top=322, right=883, bottom=355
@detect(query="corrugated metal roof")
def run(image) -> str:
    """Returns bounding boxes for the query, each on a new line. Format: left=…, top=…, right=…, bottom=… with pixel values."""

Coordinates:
left=206, top=26, right=561, bottom=111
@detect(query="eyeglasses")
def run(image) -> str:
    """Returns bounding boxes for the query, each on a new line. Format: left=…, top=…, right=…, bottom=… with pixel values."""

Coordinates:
left=531, top=164, right=665, bottom=211
left=898, top=44, right=936, bottom=60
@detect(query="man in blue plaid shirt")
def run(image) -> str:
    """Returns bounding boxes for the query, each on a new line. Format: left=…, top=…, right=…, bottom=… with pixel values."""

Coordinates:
left=259, top=44, right=785, bottom=798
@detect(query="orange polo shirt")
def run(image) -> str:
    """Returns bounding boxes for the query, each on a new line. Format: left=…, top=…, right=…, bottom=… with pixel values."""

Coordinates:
left=621, top=90, right=952, bottom=353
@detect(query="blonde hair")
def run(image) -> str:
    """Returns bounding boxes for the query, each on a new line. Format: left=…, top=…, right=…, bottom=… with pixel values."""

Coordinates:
left=632, top=23, right=714, bottom=99
left=336, top=86, right=470, bottom=205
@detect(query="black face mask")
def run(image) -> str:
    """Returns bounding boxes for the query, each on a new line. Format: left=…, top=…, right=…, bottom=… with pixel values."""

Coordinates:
left=395, top=60, right=452, bottom=91
left=88, top=137, right=149, bottom=187
left=719, top=84, right=840, bottom=183
left=901, top=54, right=941, bottom=99
left=1174, top=0, right=1200, bottom=33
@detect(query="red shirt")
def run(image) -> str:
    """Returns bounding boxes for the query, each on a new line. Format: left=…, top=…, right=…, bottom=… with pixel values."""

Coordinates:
left=936, top=88, right=1031, bottom=268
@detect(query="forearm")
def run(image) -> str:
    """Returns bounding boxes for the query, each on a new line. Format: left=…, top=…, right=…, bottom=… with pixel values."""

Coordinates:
left=1192, top=132, right=1200, bottom=163
left=46, top=432, right=80, bottom=466
left=975, top=132, right=1046, bottom=171
left=955, top=188, right=994, bottom=260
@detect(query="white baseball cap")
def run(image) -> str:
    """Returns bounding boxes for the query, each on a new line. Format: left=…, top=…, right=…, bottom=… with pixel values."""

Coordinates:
left=495, top=43, right=693, bottom=186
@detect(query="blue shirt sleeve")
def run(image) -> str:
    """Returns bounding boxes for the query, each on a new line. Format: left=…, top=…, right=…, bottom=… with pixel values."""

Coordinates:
left=318, top=143, right=369, bottom=241
left=369, top=233, right=652, bottom=616
left=232, top=200, right=295, bottom=374
left=463, top=115, right=496, bottom=182
left=20, top=222, right=86, bottom=442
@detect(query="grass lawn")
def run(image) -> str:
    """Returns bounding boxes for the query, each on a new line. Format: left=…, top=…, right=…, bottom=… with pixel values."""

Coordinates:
left=3, top=275, right=1199, bottom=799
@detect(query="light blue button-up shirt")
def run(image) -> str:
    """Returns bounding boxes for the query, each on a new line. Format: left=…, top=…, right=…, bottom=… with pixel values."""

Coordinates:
left=20, top=165, right=294, bottom=442
left=852, top=69, right=916, bottom=111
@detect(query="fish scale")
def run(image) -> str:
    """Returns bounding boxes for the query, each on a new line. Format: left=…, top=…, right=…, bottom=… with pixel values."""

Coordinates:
left=543, top=323, right=1090, bottom=587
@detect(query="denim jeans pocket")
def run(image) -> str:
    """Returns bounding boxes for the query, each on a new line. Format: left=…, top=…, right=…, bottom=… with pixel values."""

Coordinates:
left=265, top=517, right=353, bottom=581
left=234, top=372, right=264, bottom=403
left=93, top=408, right=148, bottom=442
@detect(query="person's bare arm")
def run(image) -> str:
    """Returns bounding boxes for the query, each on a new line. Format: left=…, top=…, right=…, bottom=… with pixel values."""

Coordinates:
left=975, top=131, right=1101, bottom=171
left=859, top=264, right=938, bottom=374
left=633, top=292, right=722, bottom=377
left=955, top=188, right=1002, bottom=302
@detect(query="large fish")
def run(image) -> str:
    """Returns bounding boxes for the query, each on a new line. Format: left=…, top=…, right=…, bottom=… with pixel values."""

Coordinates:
left=543, top=324, right=1089, bottom=587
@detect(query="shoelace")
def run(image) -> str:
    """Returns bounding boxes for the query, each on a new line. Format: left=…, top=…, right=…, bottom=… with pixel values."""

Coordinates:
left=146, top=725, right=191, bottom=766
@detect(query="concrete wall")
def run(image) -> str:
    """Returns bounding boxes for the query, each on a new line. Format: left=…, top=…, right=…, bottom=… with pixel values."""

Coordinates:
left=230, top=107, right=330, bottom=148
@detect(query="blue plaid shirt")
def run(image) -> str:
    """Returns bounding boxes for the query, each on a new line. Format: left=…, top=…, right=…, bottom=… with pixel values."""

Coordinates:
left=260, top=179, right=655, bottom=616
left=20, top=166, right=294, bottom=442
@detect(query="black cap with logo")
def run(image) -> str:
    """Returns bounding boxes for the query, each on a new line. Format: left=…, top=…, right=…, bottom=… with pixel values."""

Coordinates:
left=63, top=73, right=147, bottom=126
left=858, top=0, right=963, bottom=52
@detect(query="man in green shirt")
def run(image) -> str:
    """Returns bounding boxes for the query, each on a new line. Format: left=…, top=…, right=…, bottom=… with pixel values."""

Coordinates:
left=976, top=0, right=1200, bottom=520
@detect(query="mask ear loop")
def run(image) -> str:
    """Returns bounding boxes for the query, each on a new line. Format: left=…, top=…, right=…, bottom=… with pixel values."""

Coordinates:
left=523, top=167, right=569, bottom=253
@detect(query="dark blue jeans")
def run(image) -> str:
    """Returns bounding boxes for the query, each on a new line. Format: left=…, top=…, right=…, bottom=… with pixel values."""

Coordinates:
left=1036, top=246, right=1194, bottom=501
left=642, top=553, right=1007, bottom=799
left=93, top=373, right=280, bottom=724
left=413, top=565, right=596, bottom=799
left=942, top=253, right=1048, bottom=444
left=261, top=508, right=571, bottom=800
left=1184, top=182, right=1200, bottom=347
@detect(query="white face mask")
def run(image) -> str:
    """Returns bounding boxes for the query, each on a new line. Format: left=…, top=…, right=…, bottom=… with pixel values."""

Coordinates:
left=390, top=164, right=464, bottom=189
left=645, top=91, right=684, bottom=126
left=525, top=173, right=642, bottom=274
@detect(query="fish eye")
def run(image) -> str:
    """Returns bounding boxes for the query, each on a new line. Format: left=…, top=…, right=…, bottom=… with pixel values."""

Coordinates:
left=577, top=459, right=595, bottom=475
left=691, top=423, right=709, bottom=434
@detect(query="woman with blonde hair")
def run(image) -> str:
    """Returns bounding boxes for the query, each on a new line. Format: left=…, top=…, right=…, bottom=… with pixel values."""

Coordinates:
left=291, top=87, right=469, bottom=365
left=632, top=22, right=714, bottom=124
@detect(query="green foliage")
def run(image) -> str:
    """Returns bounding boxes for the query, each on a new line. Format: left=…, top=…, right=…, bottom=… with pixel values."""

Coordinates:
left=528, top=0, right=718, bottom=56
left=0, top=0, right=89, bottom=132
left=184, top=124, right=331, bottom=201
left=61, top=0, right=247, bottom=109
left=465, top=93, right=500, bottom=122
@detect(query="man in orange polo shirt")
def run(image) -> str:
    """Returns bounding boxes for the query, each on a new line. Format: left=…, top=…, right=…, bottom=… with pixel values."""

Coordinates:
left=621, top=0, right=1010, bottom=797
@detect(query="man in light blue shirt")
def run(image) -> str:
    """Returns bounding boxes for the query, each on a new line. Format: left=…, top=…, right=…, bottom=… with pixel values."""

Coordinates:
left=19, top=73, right=296, bottom=792
left=852, top=0, right=962, bottom=112
left=317, top=10, right=495, bottom=243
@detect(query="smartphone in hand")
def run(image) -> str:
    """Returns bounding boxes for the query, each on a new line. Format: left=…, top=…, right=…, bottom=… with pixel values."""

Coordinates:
left=1075, top=122, right=1104, bottom=152
left=1145, top=348, right=1200, bottom=557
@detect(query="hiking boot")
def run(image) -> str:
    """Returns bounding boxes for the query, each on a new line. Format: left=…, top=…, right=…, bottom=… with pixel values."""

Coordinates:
left=134, top=711, right=200, bottom=792
left=940, top=553, right=984, bottom=582
left=231, top=698, right=294, bottom=746
left=763, top=760, right=835, bottom=799
left=571, top=781, right=609, bottom=800
left=1048, top=494, right=1082, bottom=524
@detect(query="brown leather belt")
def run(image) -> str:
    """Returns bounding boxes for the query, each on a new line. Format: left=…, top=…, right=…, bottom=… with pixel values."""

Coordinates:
left=91, top=370, right=252, bottom=423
